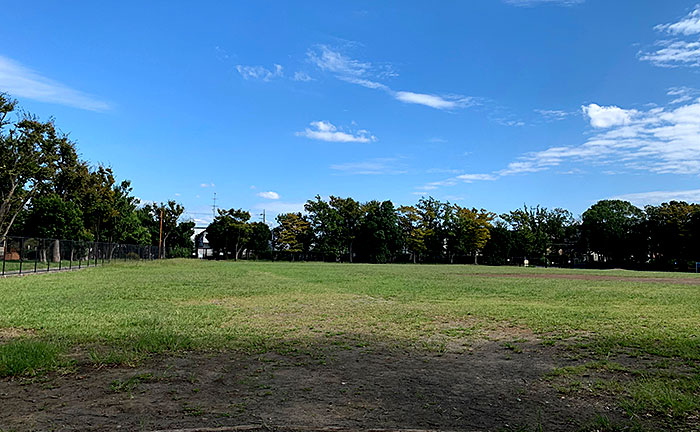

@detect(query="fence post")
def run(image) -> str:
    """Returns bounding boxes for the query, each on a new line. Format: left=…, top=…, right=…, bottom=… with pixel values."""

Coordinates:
left=58, top=240, right=62, bottom=271
left=78, top=242, right=81, bottom=269
left=46, top=239, right=50, bottom=273
left=1, top=237, right=5, bottom=276
left=69, top=240, right=73, bottom=270
left=34, top=239, right=39, bottom=273
left=94, top=242, right=98, bottom=266
left=19, top=238, right=24, bottom=275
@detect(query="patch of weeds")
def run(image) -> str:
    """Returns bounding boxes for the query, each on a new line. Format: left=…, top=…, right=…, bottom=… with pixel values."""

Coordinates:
left=622, top=374, right=700, bottom=418
left=88, top=347, right=143, bottom=367
left=0, top=339, right=66, bottom=377
left=577, top=414, right=645, bottom=432
left=182, top=403, right=205, bottom=416
left=133, top=330, right=192, bottom=354
left=110, top=373, right=155, bottom=395
left=503, top=341, right=523, bottom=353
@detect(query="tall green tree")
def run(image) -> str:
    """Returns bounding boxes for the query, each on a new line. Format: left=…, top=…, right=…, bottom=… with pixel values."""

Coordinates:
left=645, top=201, right=700, bottom=269
left=273, top=212, right=312, bottom=259
left=206, top=208, right=251, bottom=260
left=329, top=196, right=362, bottom=262
left=450, top=206, right=495, bottom=264
left=397, top=205, right=429, bottom=263
left=581, top=200, right=646, bottom=266
left=304, top=195, right=343, bottom=260
left=0, top=94, right=73, bottom=238
left=356, top=200, right=401, bottom=263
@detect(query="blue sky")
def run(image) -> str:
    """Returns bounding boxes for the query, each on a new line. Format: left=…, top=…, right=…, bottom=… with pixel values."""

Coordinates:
left=2, top=1, right=700, bottom=225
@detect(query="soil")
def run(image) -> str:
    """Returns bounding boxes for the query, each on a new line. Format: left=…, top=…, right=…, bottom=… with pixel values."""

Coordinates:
left=0, top=338, right=632, bottom=432
left=466, top=272, right=700, bottom=284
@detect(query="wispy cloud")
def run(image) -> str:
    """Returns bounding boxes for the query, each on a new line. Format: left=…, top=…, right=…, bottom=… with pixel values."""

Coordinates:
left=235, top=64, right=284, bottom=81
left=0, top=55, right=109, bottom=111
left=293, top=71, right=313, bottom=82
left=307, top=45, right=475, bottom=111
left=257, top=191, right=280, bottom=200
left=330, top=158, right=406, bottom=175
left=667, top=87, right=700, bottom=104
left=296, top=120, right=377, bottom=143
left=535, top=109, right=572, bottom=121
left=200, top=183, right=215, bottom=188
left=503, top=0, right=584, bottom=7
left=612, top=189, right=700, bottom=207
left=640, top=5, right=700, bottom=68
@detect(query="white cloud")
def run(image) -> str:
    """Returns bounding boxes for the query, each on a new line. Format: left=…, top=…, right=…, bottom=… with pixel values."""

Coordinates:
left=655, top=6, right=700, bottom=36
left=0, top=55, right=109, bottom=111
left=612, top=189, right=700, bottom=207
left=293, top=71, right=313, bottom=82
left=296, top=120, right=377, bottom=143
left=200, top=183, right=215, bottom=188
left=257, top=191, right=280, bottom=200
left=641, top=6, right=700, bottom=68
left=330, top=158, right=406, bottom=175
left=394, top=91, right=475, bottom=110
left=582, top=103, right=637, bottom=128
left=503, top=0, right=584, bottom=7
left=235, top=64, right=284, bottom=81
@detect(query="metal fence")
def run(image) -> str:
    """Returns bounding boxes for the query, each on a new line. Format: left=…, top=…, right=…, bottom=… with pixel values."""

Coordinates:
left=0, top=235, right=159, bottom=276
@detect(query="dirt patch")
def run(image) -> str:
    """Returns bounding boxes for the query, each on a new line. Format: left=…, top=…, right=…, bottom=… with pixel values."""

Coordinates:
left=0, top=341, right=632, bottom=432
left=0, top=327, right=36, bottom=342
left=465, top=272, right=700, bottom=284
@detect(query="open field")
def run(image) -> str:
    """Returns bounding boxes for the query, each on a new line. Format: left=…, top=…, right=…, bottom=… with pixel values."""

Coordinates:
left=0, top=260, right=699, bottom=431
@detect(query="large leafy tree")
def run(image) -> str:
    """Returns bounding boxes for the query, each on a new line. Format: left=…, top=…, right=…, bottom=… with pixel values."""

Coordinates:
left=502, top=205, right=576, bottom=266
left=645, top=201, right=700, bottom=269
left=450, top=206, right=495, bottom=264
left=304, top=195, right=343, bottom=260
left=581, top=200, right=646, bottom=266
left=397, top=205, right=429, bottom=263
left=273, top=212, right=312, bottom=259
left=329, top=196, right=362, bottom=262
left=356, top=200, right=401, bottom=263
left=0, top=94, right=72, bottom=239
left=246, top=221, right=271, bottom=258
left=206, top=208, right=251, bottom=260
left=415, top=197, right=449, bottom=262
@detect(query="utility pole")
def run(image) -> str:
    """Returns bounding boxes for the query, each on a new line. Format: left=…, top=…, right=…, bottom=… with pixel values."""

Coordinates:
left=260, top=209, right=266, bottom=224
left=212, top=192, right=217, bottom=219
left=158, top=208, right=163, bottom=259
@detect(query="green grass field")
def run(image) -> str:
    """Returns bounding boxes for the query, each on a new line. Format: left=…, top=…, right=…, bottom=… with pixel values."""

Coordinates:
left=0, top=260, right=699, bottom=428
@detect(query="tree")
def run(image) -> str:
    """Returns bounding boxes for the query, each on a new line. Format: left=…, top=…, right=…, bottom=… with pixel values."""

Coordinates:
left=581, top=200, right=646, bottom=266
left=21, top=194, right=87, bottom=262
left=482, top=221, right=515, bottom=265
left=502, top=205, right=576, bottom=266
left=356, top=200, right=401, bottom=263
left=450, top=206, right=494, bottom=264
left=397, top=205, right=429, bottom=263
left=304, top=195, right=343, bottom=260
left=246, top=222, right=271, bottom=258
left=206, top=208, right=251, bottom=260
left=329, top=196, right=362, bottom=262
left=0, top=94, right=72, bottom=239
left=415, top=197, right=449, bottom=262
left=273, top=212, right=312, bottom=260
left=645, top=201, right=700, bottom=269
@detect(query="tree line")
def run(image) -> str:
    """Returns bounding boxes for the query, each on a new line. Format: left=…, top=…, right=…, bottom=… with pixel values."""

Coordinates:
left=206, top=197, right=700, bottom=271
left=3, top=93, right=699, bottom=270
left=0, top=94, right=194, bottom=260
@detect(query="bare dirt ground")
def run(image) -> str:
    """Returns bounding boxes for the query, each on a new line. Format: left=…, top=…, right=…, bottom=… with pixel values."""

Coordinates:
left=0, top=337, right=637, bottom=432
left=468, top=272, right=700, bottom=284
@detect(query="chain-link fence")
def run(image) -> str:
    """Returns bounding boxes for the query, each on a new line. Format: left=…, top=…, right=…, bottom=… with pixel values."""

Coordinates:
left=0, top=236, right=159, bottom=276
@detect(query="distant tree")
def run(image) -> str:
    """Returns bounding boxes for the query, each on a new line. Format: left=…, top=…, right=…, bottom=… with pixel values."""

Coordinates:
left=482, top=221, right=515, bottom=265
left=329, top=196, right=362, bottom=262
left=415, top=197, right=449, bottom=262
left=581, top=200, right=646, bottom=266
left=304, top=195, right=343, bottom=260
left=450, top=206, right=495, bottom=264
left=356, top=200, right=401, bottom=263
left=206, top=208, right=251, bottom=260
left=397, top=205, right=429, bottom=263
left=645, top=201, right=700, bottom=269
left=246, top=221, right=271, bottom=258
left=273, top=212, right=312, bottom=259
left=503, top=205, right=575, bottom=266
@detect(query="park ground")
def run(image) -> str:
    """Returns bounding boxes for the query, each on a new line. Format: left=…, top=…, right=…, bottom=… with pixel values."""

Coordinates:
left=0, top=260, right=699, bottom=431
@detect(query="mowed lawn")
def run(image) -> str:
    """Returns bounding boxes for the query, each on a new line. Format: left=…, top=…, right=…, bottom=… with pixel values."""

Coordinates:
left=1, top=259, right=699, bottom=424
